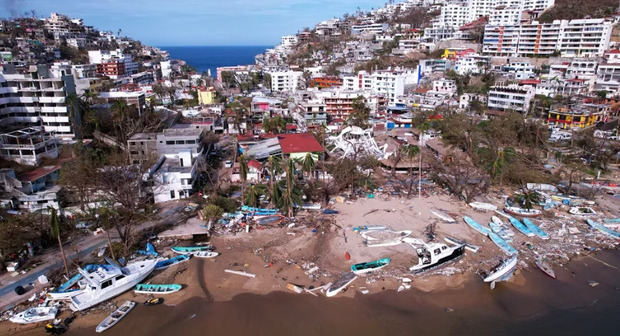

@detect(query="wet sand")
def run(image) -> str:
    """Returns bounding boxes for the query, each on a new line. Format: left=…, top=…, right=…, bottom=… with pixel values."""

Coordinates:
left=4, top=249, right=619, bottom=336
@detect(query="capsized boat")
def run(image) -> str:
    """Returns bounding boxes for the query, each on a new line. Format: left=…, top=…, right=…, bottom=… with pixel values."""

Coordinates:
left=171, top=246, right=213, bottom=254
left=154, top=254, right=191, bottom=270
left=350, top=258, right=391, bottom=275
left=463, top=216, right=491, bottom=236
left=191, top=251, right=220, bottom=258
left=586, top=219, right=620, bottom=238
left=535, top=259, right=556, bottom=279
left=9, top=306, right=58, bottom=324
left=469, top=202, right=498, bottom=211
left=483, top=254, right=518, bottom=284
left=69, top=259, right=157, bottom=311
left=569, top=206, right=597, bottom=217
left=504, top=206, right=542, bottom=218
left=408, top=242, right=465, bottom=273
left=134, top=283, right=182, bottom=295
left=325, top=272, right=358, bottom=297
left=488, top=232, right=518, bottom=255
left=95, top=300, right=135, bottom=333
left=521, top=218, right=549, bottom=240
left=431, top=209, right=456, bottom=223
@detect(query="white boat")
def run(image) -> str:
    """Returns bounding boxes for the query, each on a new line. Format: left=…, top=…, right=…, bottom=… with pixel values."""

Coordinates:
left=569, top=206, right=596, bottom=217
left=431, top=209, right=456, bottom=223
left=325, top=272, right=357, bottom=297
left=483, top=255, right=518, bottom=283
left=469, top=202, right=498, bottom=211
left=9, top=306, right=58, bottom=324
left=504, top=206, right=542, bottom=218
left=95, top=300, right=135, bottom=333
left=409, top=242, right=465, bottom=273
left=443, top=236, right=480, bottom=253
left=191, top=251, right=220, bottom=258
left=69, top=259, right=157, bottom=311
left=526, top=183, right=558, bottom=192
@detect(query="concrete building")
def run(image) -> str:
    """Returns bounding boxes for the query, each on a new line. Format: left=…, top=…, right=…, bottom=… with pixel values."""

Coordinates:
left=483, top=25, right=520, bottom=56
left=150, top=152, right=197, bottom=203
left=432, top=79, right=457, bottom=96
left=268, top=70, right=303, bottom=92
left=300, top=101, right=327, bottom=126
left=351, top=23, right=389, bottom=35
left=0, top=166, right=61, bottom=213
left=156, top=128, right=204, bottom=160
left=559, top=19, right=613, bottom=58
left=0, top=127, right=59, bottom=166
left=197, top=87, right=216, bottom=105
left=97, top=91, right=146, bottom=113
left=488, top=84, right=535, bottom=113
left=127, top=132, right=158, bottom=164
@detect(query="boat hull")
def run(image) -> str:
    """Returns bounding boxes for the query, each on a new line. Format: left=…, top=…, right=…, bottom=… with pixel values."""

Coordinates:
left=410, top=245, right=465, bottom=274
left=484, top=255, right=518, bottom=282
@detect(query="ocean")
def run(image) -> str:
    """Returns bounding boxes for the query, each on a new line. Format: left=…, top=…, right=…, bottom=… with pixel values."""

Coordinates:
left=158, top=46, right=271, bottom=77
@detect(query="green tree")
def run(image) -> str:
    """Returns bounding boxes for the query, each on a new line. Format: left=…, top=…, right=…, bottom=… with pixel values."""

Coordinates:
left=245, top=184, right=268, bottom=207
left=49, top=208, right=69, bottom=276
left=348, top=96, right=370, bottom=129
left=201, top=204, right=224, bottom=226
left=514, top=190, right=541, bottom=210
left=402, top=144, right=420, bottom=197
left=297, top=152, right=317, bottom=180
left=239, top=155, right=248, bottom=205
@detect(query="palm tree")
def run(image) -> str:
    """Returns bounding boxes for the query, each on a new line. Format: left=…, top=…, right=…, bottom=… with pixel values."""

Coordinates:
left=490, top=147, right=516, bottom=185
left=239, top=155, right=248, bottom=205
left=266, top=155, right=282, bottom=207
left=49, top=208, right=69, bottom=276
left=245, top=184, right=268, bottom=207
left=281, top=158, right=302, bottom=217
left=514, top=190, right=541, bottom=210
left=402, top=144, right=420, bottom=197
left=297, top=152, right=316, bottom=180
left=97, top=206, right=117, bottom=260
left=65, top=93, right=84, bottom=139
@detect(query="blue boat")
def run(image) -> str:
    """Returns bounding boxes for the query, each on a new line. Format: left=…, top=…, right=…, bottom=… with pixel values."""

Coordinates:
left=463, top=216, right=491, bottom=236
left=506, top=216, right=535, bottom=237
left=241, top=206, right=278, bottom=214
left=604, top=218, right=620, bottom=224
left=323, top=209, right=339, bottom=215
left=172, top=246, right=213, bottom=254
left=154, top=254, right=191, bottom=271
left=586, top=219, right=620, bottom=238
left=521, top=218, right=549, bottom=240
left=137, top=242, right=158, bottom=257
left=488, top=232, right=518, bottom=255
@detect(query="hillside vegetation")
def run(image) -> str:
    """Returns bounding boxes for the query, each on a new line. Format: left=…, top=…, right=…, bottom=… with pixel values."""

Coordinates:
left=538, top=0, right=617, bottom=22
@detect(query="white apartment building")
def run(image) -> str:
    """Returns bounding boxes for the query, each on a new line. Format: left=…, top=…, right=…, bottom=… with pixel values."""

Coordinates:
left=351, top=23, right=389, bottom=35
left=268, top=70, right=303, bottom=92
left=88, top=49, right=139, bottom=75
left=343, top=72, right=373, bottom=91
left=595, top=50, right=620, bottom=95
left=398, top=39, right=421, bottom=53
left=150, top=151, right=197, bottom=203
left=559, top=19, right=613, bottom=58
left=483, top=25, right=521, bottom=56
left=488, top=85, right=535, bottom=113
left=436, top=0, right=554, bottom=29
left=0, top=69, right=76, bottom=140
left=432, top=79, right=457, bottom=95
left=281, top=35, right=298, bottom=47
left=454, top=54, right=489, bottom=75
left=488, top=5, right=523, bottom=26
left=517, top=21, right=562, bottom=56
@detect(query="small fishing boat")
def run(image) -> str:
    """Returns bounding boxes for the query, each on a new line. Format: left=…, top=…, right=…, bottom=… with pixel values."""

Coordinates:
left=526, top=183, right=558, bottom=192
left=171, top=246, right=213, bottom=254
left=431, top=209, right=456, bottom=223
left=241, top=205, right=278, bottom=214
left=154, top=254, right=191, bottom=270
left=352, top=225, right=387, bottom=232
left=144, top=298, right=164, bottom=306
left=502, top=214, right=535, bottom=237
left=489, top=216, right=514, bottom=241
left=408, top=242, right=465, bottom=273
left=191, top=251, right=220, bottom=258
left=444, top=236, right=480, bottom=253
left=463, top=216, right=491, bottom=236
left=48, top=273, right=83, bottom=300
left=521, top=218, right=549, bottom=240
left=586, top=219, right=620, bottom=238
left=569, top=206, right=597, bottom=217
left=95, top=300, right=135, bottom=333
left=350, top=258, right=391, bottom=275
left=297, top=203, right=321, bottom=210
left=535, top=259, right=556, bottom=279
left=483, top=255, right=518, bottom=284
left=469, top=202, right=498, bottom=211
left=488, top=232, right=518, bottom=255
left=134, top=283, right=182, bottom=295
left=504, top=206, right=542, bottom=218
left=325, top=272, right=358, bottom=297
left=322, top=209, right=339, bottom=215
left=9, top=306, right=58, bottom=324
left=604, top=218, right=620, bottom=224
left=255, top=214, right=286, bottom=226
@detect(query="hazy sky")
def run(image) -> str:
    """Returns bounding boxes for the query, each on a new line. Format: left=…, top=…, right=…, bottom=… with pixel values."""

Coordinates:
left=1, top=0, right=386, bottom=46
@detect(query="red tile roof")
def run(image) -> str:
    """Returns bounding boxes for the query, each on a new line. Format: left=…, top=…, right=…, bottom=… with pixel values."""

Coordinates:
left=519, top=79, right=541, bottom=85
left=18, top=165, right=60, bottom=182
left=277, top=133, right=324, bottom=154
left=247, top=159, right=261, bottom=170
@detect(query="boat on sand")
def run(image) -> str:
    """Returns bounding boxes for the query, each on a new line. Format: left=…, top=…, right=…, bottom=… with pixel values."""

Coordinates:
left=350, top=258, right=391, bottom=275
left=469, top=202, right=497, bottom=211
left=586, top=219, right=620, bottom=238
left=154, top=254, right=191, bottom=270
left=171, top=246, right=213, bottom=254
left=325, top=272, right=357, bottom=297
left=95, top=300, right=135, bottom=333
left=463, top=216, right=491, bottom=236
left=504, top=206, right=542, bottom=218
left=431, top=209, right=455, bottom=223
left=483, top=255, right=518, bottom=287
left=521, top=218, right=549, bottom=240
left=134, top=283, right=182, bottom=295
left=9, top=306, right=58, bottom=324
left=488, top=232, right=518, bottom=255
left=408, top=242, right=465, bottom=273
left=535, top=259, right=556, bottom=279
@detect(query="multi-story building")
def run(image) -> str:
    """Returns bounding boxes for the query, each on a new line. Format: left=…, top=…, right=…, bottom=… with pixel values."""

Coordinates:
left=351, top=23, right=389, bottom=35
left=517, top=21, right=562, bottom=56
left=0, top=127, right=59, bottom=166
left=595, top=50, right=620, bottom=95
left=300, top=101, right=327, bottom=126
left=88, top=49, right=138, bottom=78
left=488, top=5, right=523, bottom=26
left=0, top=165, right=61, bottom=213
left=150, top=151, right=197, bottom=203
left=268, top=70, right=303, bottom=92
left=281, top=35, right=298, bottom=48
left=97, top=91, right=146, bottom=113
left=432, top=79, right=457, bottom=95
left=310, top=77, right=343, bottom=89
left=559, top=19, right=612, bottom=58
left=156, top=128, right=204, bottom=160
left=0, top=67, right=76, bottom=140
left=547, top=105, right=605, bottom=129
left=127, top=132, right=158, bottom=164
left=488, top=84, right=535, bottom=113
left=95, top=61, right=126, bottom=78
left=454, top=54, right=489, bottom=75
left=483, top=25, right=520, bottom=56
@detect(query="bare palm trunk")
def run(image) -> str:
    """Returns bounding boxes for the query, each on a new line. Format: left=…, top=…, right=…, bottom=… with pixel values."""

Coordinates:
left=106, top=230, right=116, bottom=260
left=57, top=235, right=69, bottom=276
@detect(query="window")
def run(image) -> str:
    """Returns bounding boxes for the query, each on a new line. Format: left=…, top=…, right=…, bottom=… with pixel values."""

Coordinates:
left=166, top=141, right=174, bottom=145
left=170, top=190, right=175, bottom=199
left=101, top=280, right=112, bottom=289
left=115, top=275, right=125, bottom=281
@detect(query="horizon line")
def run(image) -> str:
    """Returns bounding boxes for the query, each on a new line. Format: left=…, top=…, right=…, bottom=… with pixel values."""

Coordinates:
left=157, top=45, right=274, bottom=48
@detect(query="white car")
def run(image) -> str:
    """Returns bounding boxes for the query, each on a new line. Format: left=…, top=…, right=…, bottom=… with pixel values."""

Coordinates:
left=224, top=160, right=233, bottom=168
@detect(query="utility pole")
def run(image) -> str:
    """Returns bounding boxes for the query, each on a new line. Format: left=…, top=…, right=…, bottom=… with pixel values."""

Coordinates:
left=418, top=134, right=422, bottom=199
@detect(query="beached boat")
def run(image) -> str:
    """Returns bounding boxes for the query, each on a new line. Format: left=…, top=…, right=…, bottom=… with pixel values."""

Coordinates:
left=154, top=254, right=191, bottom=271
left=521, top=218, right=549, bottom=240
left=297, top=203, right=321, bottom=210
left=134, top=283, right=182, bottom=295
left=95, top=300, right=135, bottom=333
left=191, top=251, right=220, bottom=258
left=586, top=219, right=620, bottom=238
left=409, top=242, right=465, bottom=273
left=444, top=236, right=480, bottom=253
left=569, top=206, right=597, bottom=217
left=353, top=225, right=387, bottom=232
left=9, top=306, right=58, bottom=324
left=351, top=258, right=391, bottom=275
left=535, top=259, right=556, bottom=279
left=255, top=214, right=286, bottom=226
left=504, top=206, right=542, bottom=218
left=241, top=205, right=278, bottom=214
left=431, top=209, right=456, bottom=223
left=69, top=259, right=157, bottom=312
left=48, top=264, right=113, bottom=300
left=501, top=213, right=535, bottom=237
left=489, top=216, right=514, bottom=241
left=171, top=246, right=213, bottom=254
left=322, top=209, right=339, bottom=215
left=144, top=298, right=164, bottom=306
left=526, top=183, right=558, bottom=192
left=469, top=202, right=498, bottom=211
left=325, top=272, right=358, bottom=297
left=463, top=216, right=491, bottom=236
left=483, top=255, right=518, bottom=284
left=488, top=232, right=518, bottom=255
left=604, top=218, right=620, bottom=224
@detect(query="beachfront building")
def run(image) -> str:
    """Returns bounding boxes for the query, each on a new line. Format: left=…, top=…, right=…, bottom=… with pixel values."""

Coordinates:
left=268, top=70, right=303, bottom=92
left=0, top=68, right=77, bottom=141
left=487, top=85, right=535, bottom=113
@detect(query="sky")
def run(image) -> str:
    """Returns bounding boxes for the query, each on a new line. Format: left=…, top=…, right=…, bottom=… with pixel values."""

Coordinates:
left=1, top=0, right=387, bottom=46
